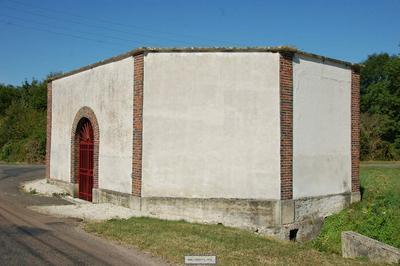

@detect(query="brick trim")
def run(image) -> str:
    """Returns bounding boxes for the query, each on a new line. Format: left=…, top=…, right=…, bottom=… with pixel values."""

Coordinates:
left=280, top=52, right=294, bottom=200
left=71, top=106, right=100, bottom=189
left=351, top=69, right=360, bottom=193
left=132, top=53, right=144, bottom=197
left=45, top=82, right=52, bottom=179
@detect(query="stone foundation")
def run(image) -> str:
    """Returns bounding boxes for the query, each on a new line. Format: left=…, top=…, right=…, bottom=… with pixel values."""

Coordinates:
left=92, top=188, right=140, bottom=209
left=294, top=193, right=352, bottom=222
left=93, top=188, right=280, bottom=234
left=140, top=197, right=280, bottom=230
left=90, top=187, right=355, bottom=241
left=351, top=191, right=361, bottom=203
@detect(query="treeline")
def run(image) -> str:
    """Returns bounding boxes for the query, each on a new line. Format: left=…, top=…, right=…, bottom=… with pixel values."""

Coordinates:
left=0, top=79, right=47, bottom=162
left=0, top=53, right=399, bottom=163
left=360, top=53, right=400, bottom=160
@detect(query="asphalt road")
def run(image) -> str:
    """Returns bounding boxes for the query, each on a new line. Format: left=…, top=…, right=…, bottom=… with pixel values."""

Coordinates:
left=0, top=164, right=167, bottom=266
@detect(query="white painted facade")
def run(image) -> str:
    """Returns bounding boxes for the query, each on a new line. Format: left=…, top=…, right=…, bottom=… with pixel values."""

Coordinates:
left=49, top=50, right=354, bottom=201
left=50, top=57, right=134, bottom=194
left=48, top=48, right=359, bottom=238
left=142, top=52, right=281, bottom=199
left=292, top=55, right=352, bottom=199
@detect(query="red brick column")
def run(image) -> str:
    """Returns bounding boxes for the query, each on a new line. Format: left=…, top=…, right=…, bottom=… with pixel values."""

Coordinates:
left=351, top=69, right=360, bottom=193
left=132, top=53, right=144, bottom=197
left=45, top=82, right=52, bottom=179
left=280, top=52, right=294, bottom=200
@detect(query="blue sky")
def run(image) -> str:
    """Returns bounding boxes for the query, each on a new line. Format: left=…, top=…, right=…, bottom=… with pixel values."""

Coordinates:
left=0, top=0, right=399, bottom=85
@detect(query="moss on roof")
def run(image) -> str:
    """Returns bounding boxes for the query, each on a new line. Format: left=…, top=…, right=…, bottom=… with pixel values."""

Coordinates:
left=49, top=46, right=360, bottom=82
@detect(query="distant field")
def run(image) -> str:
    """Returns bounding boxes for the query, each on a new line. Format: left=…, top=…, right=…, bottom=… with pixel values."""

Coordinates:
left=361, top=161, right=400, bottom=167
left=83, top=163, right=400, bottom=265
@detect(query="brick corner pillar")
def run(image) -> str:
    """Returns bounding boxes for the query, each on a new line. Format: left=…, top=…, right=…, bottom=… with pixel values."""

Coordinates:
left=279, top=51, right=294, bottom=201
left=45, top=81, right=52, bottom=180
left=132, top=53, right=144, bottom=197
left=351, top=68, right=361, bottom=196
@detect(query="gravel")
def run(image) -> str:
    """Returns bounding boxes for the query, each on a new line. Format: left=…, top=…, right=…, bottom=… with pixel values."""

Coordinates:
left=23, top=178, right=140, bottom=221
left=22, top=178, right=67, bottom=196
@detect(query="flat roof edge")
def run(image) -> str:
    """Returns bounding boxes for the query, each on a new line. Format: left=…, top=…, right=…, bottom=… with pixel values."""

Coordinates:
left=48, top=46, right=360, bottom=82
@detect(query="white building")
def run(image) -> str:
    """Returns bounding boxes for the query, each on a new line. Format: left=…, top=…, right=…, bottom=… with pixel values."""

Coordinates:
left=46, top=47, right=360, bottom=240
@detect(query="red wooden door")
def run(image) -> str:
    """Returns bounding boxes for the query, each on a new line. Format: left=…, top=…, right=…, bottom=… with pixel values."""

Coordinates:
left=78, top=121, right=94, bottom=201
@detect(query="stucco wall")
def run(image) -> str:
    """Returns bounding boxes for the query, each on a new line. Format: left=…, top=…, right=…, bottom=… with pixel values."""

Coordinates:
left=50, top=57, right=134, bottom=194
left=142, top=52, right=281, bottom=199
left=292, top=54, right=352, bottom=199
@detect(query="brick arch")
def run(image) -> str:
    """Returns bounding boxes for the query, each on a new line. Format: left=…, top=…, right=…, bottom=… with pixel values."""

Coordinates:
left=71, top=106, right=100, bottom=189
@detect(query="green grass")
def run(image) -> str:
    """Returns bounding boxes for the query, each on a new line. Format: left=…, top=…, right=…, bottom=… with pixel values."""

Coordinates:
left=84, top=163, right=400, bottom=265
left=312, top=163, right=400, bottom=254
left=29, top=188, right=37, bottom=194
left=85, top=220, right=366, bottom=265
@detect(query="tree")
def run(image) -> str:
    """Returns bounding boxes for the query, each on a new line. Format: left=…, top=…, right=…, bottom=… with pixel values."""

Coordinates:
left=360, top=53, right=400, bottom=160
left=0, top=79, right=47, bottom=163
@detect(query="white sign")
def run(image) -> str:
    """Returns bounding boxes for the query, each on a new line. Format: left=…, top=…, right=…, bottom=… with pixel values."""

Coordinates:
left=184, top=255, right=216, bottom=264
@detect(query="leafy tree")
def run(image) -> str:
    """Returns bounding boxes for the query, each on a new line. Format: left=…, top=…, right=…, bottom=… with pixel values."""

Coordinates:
left=0, top=79, right=47, bottom=163
left=361, top=53, right=400, bottom=160
left=0, top=84, right=19, bottom=116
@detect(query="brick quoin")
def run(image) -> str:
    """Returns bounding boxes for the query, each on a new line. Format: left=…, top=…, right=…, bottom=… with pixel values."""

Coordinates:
left=280, top=52, right=294, bottom=200
left=132, top=53, right=144, bottom=197
left=45, top=82, right=52, bottom=179
left=70, top=106, right=100, bottom=189
left=351, top=69, right=361, bottom=193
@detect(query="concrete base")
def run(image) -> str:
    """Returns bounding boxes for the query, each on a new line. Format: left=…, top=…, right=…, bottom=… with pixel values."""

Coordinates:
left=93, top=188, right=280, bottom=232
left=280, top=216, right=325, bottom=241
left=279, top=193, right=352, bottom=241
left=342, top=231, right=400, bottom=264
left=72, top=185, right=355, bottom=241
left=91, top=188, right=355, bottom=241
left=93, top=188, right=141, bottom=210
left=294, top=193, right=351, bottom=222
left=281, top=199, right=295, bottom=224
left=141, top=197, right=281, bottom=230
left=351, top=191, right=361, bottom=203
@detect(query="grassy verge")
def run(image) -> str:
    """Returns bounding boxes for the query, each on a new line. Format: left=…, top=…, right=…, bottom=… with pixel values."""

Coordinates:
left=0, top=161, right=43, bottom=165
left=84, top=163, right=399, bottom=265
left=85, top=218, right=368, bottom=265
left=312, top=162, right=400, bottom=254
left=85, top=219, right=366, bottom=265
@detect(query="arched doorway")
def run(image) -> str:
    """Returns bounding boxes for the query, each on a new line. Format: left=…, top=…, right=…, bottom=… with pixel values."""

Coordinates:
left=71, top=107, right=99, bottom=202
left=77, top=118, right=94, bottom=201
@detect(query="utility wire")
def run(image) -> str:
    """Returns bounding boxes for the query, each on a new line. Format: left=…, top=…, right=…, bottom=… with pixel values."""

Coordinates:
left=4, top=0, right=231, bottom=45
left=0, top=13, right=140, bottom=45
left=0, top=19, right=125, bottom=47
left=1, top=4, right=198, bottom=45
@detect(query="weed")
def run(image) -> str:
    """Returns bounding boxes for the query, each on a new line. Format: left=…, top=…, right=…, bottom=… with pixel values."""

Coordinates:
left=312, top=163, right=400, bottom=254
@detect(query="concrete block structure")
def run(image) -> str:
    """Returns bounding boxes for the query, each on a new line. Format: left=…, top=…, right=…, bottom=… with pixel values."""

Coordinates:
left=342, top=231, right=400, bottom=264
left=46, top=47, right=361, bottom=240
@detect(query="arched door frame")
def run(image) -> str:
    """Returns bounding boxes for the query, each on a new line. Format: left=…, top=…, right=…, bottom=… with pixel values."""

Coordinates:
left=71, top=107, right=100, bottom=197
